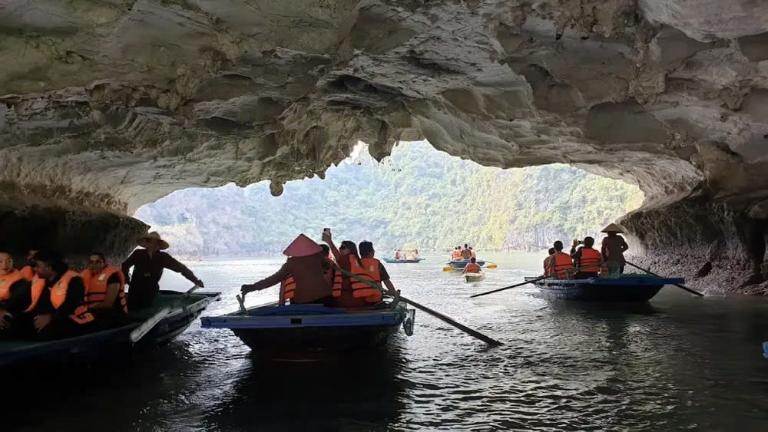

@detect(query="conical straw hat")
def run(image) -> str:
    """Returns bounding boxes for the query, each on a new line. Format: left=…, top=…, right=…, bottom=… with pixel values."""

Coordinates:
left=138, top=231, right=169, bottom=250
left=283, top=234, right=322, bottom=257
left=601, top=223, right=624, bottom=233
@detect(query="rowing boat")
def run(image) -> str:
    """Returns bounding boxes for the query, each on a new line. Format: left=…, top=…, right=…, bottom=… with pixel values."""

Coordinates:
left=447, top=259, right=486, bottom=270
left=526, top=275, right=684, bottom=302
left=383, top=257, right=425, bottom=263
left=0, top=290, right=220, bottom=368
left=201, top=300, right=414, bottom=357
left=464, top=272, right=484, bottom=283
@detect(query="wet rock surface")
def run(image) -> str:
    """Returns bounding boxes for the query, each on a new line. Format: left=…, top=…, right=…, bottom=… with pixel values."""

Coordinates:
left=0, top=1, right=767, bottom=291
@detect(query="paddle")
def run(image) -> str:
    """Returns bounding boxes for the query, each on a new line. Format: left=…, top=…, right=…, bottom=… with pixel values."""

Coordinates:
left=470, top=275, right=548, bottom=298
left=442, top=266, right=453, bottom=272
left=130, top=284, right=198, bottom=343
left=336, top=266, right=503, bottom=347
left=625, top=261, right=704, bottom=297
left=486, top=263, right=498, bottom=269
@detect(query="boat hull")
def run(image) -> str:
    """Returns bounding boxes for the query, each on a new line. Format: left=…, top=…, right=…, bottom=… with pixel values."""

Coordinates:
left=0, top=290, right=220, bottom=368
left=383, top=257, right=424, bottom=263
left=202, top=302, right=413, bottom=357
left=464, top=273, right=484, bottom=283
left=531, top=276, right=684, bottom=302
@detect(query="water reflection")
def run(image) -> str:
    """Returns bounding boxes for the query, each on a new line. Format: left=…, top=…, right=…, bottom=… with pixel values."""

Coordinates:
left=203, top=343, right=408, bottom=432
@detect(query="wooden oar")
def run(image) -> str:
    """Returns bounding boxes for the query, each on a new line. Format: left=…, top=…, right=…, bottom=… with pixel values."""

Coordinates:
left=625, top=261, right=704, bottom=297
left=336, top=266, right=503, bottom=347
left=130, top=307, right=173, bottom=343
left=470, top=275, right=548, bottom=298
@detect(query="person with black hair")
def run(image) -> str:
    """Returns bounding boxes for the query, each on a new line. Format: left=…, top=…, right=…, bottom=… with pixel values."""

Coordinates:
left=28, top=251, right=95, bottom=339
left=571, top=237, right=602, bottom=279
left=547, top=241, right=574, bottom=279
left=543, top=248, right=556, bottom=275
left=322, top=230, right=369, bottom=308
left=81, top=252, right=128, bottom=324
left=357, top=240, right=397, bottom=303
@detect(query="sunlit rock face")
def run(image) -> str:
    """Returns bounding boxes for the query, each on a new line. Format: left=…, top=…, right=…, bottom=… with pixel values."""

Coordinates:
left=1, top=0, right=767, bottom=291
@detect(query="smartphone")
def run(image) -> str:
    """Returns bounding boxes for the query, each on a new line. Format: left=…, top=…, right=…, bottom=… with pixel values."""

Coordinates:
left=323, top=228, right=331, bottom=235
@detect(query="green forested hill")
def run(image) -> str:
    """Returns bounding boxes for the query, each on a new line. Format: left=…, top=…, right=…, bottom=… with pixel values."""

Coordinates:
left=136, top=141, right=643, bottom=256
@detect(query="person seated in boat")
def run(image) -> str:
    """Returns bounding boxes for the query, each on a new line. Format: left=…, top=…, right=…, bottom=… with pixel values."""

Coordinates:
left=358, top=240, right=397, bottom=301
left=81, top=252, right=128, bottom=326
left=543, top=248, right=556, bottom=274
left=600, top=224, right=629, bottom=274
left=461, top=244, right=472, bottom=260
left=394, top=249, right=402, bottom=260
left=571, top=237, right=602, bottom=279
left=469, top=247, right=476, bottom=259
left=463, top=257, right=482, bottom=274
left=19, top=249, right=38, bottom=281
left=0, top=250, right=35, bottom=338
left=451, top=247, right=462, bottom=261
left=241, top=234, right=333, bottom=306
left=121, top=232, right=205, bottom=311
left=27, top=250, right=98, bottom=339
left=322, top=230, right=377, bottom=308
left=548, top=241, right=574, bottom=279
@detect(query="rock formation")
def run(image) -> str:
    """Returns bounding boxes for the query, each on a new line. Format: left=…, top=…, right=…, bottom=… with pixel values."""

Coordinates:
left=1, top=0, right=767, bottom=293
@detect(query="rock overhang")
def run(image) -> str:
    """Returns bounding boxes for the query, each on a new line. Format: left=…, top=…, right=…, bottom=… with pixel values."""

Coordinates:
left=0, top=0, right=768, bottom=282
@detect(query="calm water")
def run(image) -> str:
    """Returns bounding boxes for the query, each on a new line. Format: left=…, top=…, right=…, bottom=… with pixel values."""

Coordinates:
left=8, top=252, right=768, bottom=431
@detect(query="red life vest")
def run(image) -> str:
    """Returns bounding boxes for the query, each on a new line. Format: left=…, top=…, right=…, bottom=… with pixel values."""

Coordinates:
left=81, top=266, right=128, bottom=314
left=0, top=271, right=26, bottom=301
left=550, top=252, right=574, bottom=279
left=49, top=271, right=94, bottom=325
left=577, top=248, right=602, bottom=273
left=280, top=276, right=297, bottom=302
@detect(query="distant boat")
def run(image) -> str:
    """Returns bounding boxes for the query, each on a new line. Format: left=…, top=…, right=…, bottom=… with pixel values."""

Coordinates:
left=201, top=300, right=415, bottom=359
left=464, top=272, right=484, bottom=283
left=527, top=275, right=685, bottom=302
left=383, top=257, right=425, bottom=264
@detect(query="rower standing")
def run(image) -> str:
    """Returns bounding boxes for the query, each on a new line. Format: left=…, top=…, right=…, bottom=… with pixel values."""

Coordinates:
left=600, top=224, right=629, bottom=275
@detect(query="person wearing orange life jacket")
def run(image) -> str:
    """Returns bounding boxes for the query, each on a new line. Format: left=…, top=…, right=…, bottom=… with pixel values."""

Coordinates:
left=322, top=230, right=369, bottom=308
left=450, top=246, right=462, bottom=261
left=81, top=252, right=128, bottom=325
left=28, top=250, right=96, bottom=339
left=356, top=240, right=398, bottom=303
left=571, top=237, right=602, bottom=279
left=0, top=250, right=34, bottom=337
left=547, top=241, right=574, bottom=279
left=463, top=257, right=482, bottom=274
left=19, top=249, right=38, bottom=281
left=242, top=234, right=333, bottom=306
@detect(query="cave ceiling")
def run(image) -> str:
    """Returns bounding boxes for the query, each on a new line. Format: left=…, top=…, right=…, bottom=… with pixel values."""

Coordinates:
left=1, top=0, right=768, bottom=214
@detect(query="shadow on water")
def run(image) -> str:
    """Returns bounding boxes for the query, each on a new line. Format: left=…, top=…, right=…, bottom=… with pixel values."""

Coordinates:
left=201, top=342, right=408, bottom=432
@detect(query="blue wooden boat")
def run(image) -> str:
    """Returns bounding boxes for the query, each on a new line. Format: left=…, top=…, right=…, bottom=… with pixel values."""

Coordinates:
left=0, top=290, right=220, bottom=368
left=201, top=301, right=415, bottom=356
left=447, top=259, right=486, bottom=270
left=527, top=275, right=684, bottom=302
left=383, top=257, right=425, bottom=263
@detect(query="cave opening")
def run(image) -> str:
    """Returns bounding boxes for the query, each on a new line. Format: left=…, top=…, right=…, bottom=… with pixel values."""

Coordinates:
left=134, top=141, right=644, bottom=258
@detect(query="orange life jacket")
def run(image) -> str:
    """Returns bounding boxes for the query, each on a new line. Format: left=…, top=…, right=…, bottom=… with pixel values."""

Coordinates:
left=81, top=266, right=128, bottom=314
left=577, top=248, right=602, bottom=273
left=0, top=271, right=25, bottom=301
left=280, top=276, right=297, bottom=302
left=331, top=255, right=382, bottom=303
left=49, top=271, right=94, bottom=325
left=20, top=265, right=35, bottom=281
left=464, top=263, right=482, bottom=273
left=451, top=250, right=462, bottom=260
left=549, top=252, right=574, bottom=279
left=25, top=276, right=46, bottom=313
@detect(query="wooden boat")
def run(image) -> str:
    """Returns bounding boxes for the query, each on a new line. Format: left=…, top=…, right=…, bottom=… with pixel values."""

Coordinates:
left=201, top=300, right=415, bottom=356
left=0, top=290, right=220, bottom=368
left=383, top=257, right=425, bottom=264
left=447, top=259, right=486, bottom=270
left=464, top=272, right=485, bottom=283
left=527, top=275, right=684, bottom=302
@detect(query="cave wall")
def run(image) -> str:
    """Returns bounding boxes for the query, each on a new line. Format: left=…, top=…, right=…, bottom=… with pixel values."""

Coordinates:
left=1, top=1, right=768, bottom=292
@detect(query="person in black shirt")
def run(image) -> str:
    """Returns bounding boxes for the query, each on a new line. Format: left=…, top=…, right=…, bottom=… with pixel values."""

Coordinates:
left=121, top=232, right=204, bottom=310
